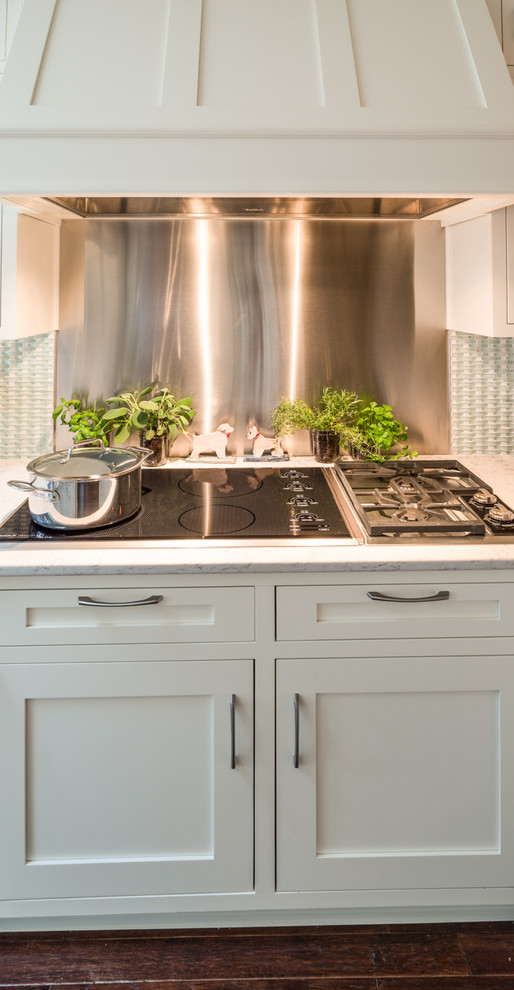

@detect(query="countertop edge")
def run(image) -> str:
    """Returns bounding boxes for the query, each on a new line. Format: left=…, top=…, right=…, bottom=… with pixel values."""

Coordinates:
left=1, top=454, right=513, bottom=575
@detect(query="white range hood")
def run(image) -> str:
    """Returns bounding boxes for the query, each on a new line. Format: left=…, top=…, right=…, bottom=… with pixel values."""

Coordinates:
left=1, top=0, right=514, bottom=208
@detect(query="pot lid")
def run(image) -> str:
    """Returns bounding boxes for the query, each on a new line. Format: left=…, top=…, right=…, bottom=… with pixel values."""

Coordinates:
left=27, top=446, right=146, bottom=481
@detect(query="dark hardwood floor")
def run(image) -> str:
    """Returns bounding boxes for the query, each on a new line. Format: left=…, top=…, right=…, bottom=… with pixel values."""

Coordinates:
left=1, top=923, right=514, bottom=989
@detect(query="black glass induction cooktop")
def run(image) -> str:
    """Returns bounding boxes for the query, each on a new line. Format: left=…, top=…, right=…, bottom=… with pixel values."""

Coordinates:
left=0, top=467, right=351, bottom=541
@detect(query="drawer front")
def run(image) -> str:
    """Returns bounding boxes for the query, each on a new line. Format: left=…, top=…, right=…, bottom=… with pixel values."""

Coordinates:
left=0, top=586, right=255, bottom=646
left=276, top=582, right=514, bottom=641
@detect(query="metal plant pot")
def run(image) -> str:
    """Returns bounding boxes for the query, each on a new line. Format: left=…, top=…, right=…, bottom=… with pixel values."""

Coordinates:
left=310, top=429, right=340, bottom=463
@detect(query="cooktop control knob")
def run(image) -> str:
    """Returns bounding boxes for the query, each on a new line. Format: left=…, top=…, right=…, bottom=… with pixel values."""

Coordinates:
left=286, top=495, right=317, bottom=506
left=487, top=503, right=514, bottom=525
left=471, top=489, right=497, bottom=507
left=284, top=482, right=313, bottom=491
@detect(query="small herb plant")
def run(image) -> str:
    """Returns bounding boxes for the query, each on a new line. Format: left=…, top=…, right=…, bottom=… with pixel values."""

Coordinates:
left=271, top=387, right=363, bottom=451
left=355, top=401, right=417, bottom=461
left=271, top=389, right=417, bottom=461
left=99, top=385, right=196, bottom=446
left=52, top=397, right=114, bottom=446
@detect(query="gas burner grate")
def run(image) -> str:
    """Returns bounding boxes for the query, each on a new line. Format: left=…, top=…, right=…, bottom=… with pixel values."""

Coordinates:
left=335, top=459, right=500, bottom=538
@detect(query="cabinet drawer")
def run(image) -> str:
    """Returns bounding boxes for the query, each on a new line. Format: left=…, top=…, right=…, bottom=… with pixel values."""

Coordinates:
left=276, top=582, right=514, bottom=641
left=0, top=586, right=255, bottom=646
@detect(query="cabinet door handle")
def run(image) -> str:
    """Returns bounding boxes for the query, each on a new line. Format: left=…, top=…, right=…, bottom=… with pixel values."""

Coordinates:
left=367, top=590, right=450, bottom=604
left=77, top=595, right=164, bottom=608
left=293, top=692, right=300, bottom=769
left=230, top=694, right=236, bottom=770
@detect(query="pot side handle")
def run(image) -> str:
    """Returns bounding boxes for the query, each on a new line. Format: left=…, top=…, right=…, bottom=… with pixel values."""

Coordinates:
left=7, top=481, right=60, bottom=502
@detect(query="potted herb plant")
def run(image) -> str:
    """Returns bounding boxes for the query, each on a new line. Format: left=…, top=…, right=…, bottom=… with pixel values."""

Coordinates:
left=271, top=387, right=363, bottom=462
left=353, top=401, right=417, bottom=461
left=52, top=397, right=116, bottom=447
left=99, top=385, right=196, bottom=466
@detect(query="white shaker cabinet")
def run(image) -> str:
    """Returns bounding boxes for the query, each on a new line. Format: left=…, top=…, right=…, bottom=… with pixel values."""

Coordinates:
left=0, top=657, right=254, bottom=900
left=276, top=654, right=514, bottom=892
left=1, top=570, right=514, bottom=925
left=275, top=578, right=514, bottom=895
left=446, top=207, right=514, bottom=337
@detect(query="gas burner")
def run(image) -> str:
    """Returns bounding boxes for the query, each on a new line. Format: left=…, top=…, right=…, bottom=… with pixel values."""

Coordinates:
left=393, top=503, right=431, bottom=523
left=374, top=490, right=414, bottom=509
left=375, top=485, right=429, bottom=508
left=388, top=475, right=440, bottom=499
left=374, top=484, right=466, bottom=514
left=335, top=458, right=514, bottom=541
left=392, top=503, right=452, bottom=525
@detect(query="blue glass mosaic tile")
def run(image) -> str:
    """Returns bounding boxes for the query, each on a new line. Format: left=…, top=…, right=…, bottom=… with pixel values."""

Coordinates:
left=0, top=331, right=55, bottom=458
left=449, top=330, right=514, bottom=454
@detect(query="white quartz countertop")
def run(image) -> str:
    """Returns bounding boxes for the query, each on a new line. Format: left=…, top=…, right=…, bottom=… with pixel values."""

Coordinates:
left=1, top=454, right=514, bottom=575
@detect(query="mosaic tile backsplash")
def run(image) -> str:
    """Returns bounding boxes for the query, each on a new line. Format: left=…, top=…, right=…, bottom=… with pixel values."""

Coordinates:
left=0, top=331, right=55, bottom=459
left=1, top=329, right=513, bottom=459
left=449, top=330, right=514, bottom=454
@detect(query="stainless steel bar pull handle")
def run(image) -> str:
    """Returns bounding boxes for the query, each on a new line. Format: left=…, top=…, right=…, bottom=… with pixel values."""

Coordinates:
left=230, top=694, right=236, bottom=770
left=78, top=595, right=164, bottom=607
left=293, top=692, right=300, bottom=769
left=367, top=590, right=450, bottom=604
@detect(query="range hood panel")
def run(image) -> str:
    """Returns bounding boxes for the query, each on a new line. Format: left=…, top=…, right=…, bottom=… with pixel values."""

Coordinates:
left=2, top=0, right=512, bottom=135
left=1, top=0, right=514, bottom=196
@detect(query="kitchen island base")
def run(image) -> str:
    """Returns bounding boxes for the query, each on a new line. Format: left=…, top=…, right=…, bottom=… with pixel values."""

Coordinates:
left=0, top=570, right=513, bottom=930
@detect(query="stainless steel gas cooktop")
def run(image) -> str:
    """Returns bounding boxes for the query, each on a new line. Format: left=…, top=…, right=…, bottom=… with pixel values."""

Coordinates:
left=334, top=459, right=514, bottom=544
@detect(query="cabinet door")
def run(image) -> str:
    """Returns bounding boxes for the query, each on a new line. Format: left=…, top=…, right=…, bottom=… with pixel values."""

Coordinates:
left=276, top=656, right=514, bottom=892
left=0, top=658, right=253, bottom=900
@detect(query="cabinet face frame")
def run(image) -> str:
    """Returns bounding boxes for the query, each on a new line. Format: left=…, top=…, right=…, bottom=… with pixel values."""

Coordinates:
left=276, top=655, right=514, bottom=893
left=1, top=570, right=514, bottom=924
left=0, top=658, right=254, bottom=900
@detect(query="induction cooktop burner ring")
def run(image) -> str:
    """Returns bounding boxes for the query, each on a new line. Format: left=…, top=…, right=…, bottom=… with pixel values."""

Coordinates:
left=178, top=504, right=256, bottom=536
left=30, top=504, right=144, bottom=536
left=178, top=471, right=263, bottom=498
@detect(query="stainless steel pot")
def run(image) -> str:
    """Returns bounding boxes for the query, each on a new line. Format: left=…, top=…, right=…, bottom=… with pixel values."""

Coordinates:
left=8, top=442, right=151, bottom=530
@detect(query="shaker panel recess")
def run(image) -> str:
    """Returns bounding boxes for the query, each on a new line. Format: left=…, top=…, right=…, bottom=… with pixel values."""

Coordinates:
left=31, top=0, right=171, bottom=107
left=197, top=0, right=325, bottom=107
left=276, top=583, right=513, bottom=640
left=1, top=587, right=255, bottom=646
left=346, top=0, right=486, bottom=108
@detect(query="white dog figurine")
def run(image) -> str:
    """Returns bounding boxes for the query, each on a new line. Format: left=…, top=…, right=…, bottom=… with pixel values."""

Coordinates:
left=246, top=425, right=284, bottom=458
left=187, top=423, right=234, bottom=459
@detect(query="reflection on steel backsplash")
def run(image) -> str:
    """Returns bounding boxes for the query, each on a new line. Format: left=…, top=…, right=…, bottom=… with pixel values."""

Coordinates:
left=56, top=215, right=448, bottom=456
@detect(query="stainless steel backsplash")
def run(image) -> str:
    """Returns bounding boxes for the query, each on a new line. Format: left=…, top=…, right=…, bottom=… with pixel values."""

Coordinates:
left=56, top=216, right=447, bottom=455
